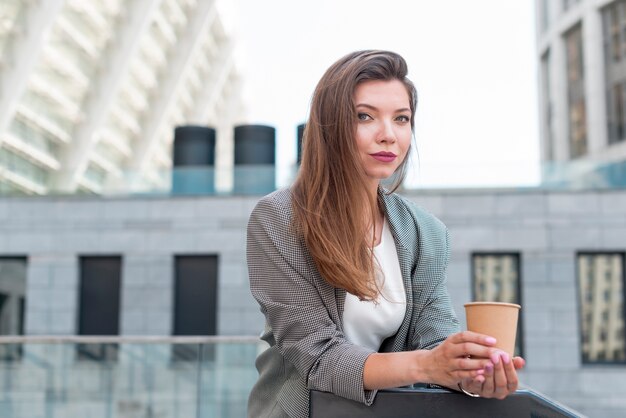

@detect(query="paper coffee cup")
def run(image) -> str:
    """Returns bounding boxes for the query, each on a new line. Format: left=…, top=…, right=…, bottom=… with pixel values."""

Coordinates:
left=464, top=302, right=521, bottom=356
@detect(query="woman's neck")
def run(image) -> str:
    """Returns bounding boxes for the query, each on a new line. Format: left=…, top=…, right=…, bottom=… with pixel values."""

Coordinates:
left=370, top=201, right=384, bottom=247
left=366, top=180, right=380, bottom=200
left=364, top=181, right=383, bottom=246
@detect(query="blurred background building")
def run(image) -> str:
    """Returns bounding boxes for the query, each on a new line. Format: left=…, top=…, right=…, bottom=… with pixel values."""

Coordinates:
left=538, top=0, right=626, bottom=186
left=0, top=0, right=243, bottom=195
left=0, top=0, right=625, bottom=417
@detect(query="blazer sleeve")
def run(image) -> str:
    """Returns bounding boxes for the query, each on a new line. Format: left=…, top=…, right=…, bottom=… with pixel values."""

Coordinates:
left=247, top=192, right=378, bottom=405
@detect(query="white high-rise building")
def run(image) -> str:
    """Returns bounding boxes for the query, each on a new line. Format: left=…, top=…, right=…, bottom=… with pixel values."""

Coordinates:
left=0, top=0, right=243, bottom=195
left=536, top=0, right=626, bottom=170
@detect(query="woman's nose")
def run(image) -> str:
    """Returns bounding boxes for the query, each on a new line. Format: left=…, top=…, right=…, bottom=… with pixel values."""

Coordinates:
left=377, top=121, right=396, bottom=143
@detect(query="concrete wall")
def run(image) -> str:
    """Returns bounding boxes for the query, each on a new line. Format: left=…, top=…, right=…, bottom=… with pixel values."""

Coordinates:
left=0, top=195, right=263, bottom=337
left=1, top=188, right=625, bottom=416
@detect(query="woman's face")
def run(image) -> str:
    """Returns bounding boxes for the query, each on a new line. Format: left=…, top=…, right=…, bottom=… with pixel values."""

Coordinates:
left=353, top=79, right=412, bottom=190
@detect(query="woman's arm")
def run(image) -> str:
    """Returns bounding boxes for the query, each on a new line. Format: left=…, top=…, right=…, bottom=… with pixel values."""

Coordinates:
left=363, top=331, right=500, bottom=390
left=247, top=193, right=377, bottom=404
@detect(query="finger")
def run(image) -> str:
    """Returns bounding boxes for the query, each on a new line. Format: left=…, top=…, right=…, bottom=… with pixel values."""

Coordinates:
left=455, top=367, right=486, bottom=381
left=445, top=333, right=504, bottom=363
left=492, top=352, right=510, bottom=400
left=454, top=343, right=500, bottom=362
left=513, top=356, right=526, bottom=370
left=456, top=356, right=493, bottom=372
left=480, top=362, right=495, bottom=396
left=503, top=357, right=519, bottom=394
left=448, top=331, right=497, bottom=347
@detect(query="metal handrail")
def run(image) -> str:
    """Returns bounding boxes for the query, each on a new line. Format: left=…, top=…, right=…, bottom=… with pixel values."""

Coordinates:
left=0, top=335, right=261, bottom=344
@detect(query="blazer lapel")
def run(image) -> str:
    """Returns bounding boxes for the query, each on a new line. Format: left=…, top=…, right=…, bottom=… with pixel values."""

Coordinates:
left=333, top=189, right=419, bottom=350
left=378, top=189, right=417, bottom=352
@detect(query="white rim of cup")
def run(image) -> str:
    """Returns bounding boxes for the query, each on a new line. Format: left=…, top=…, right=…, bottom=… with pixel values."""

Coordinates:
left=463, top=302, right=521, bottom=309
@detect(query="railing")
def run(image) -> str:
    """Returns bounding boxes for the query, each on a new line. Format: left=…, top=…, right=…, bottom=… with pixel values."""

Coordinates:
left=310, top=387, right=585, bottom=418
left=0, top=336, right=262, bottom=418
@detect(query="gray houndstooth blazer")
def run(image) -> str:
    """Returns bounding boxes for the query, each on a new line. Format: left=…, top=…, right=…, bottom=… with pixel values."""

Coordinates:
left=246, top=188, right=460, bottom=418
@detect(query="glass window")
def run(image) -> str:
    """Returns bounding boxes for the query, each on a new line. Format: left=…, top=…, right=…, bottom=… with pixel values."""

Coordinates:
left=77, top=256, right=122, bottom=362
left=577, top=253, right=626, bottom=364
left=541, top=50, right=554, bottom=160
left=0, top=257, right=27, bottom=361
left=84, top=163, right=107, bottom=187
left=0, top=258, right=27, bottom=336
left=0, top=148, right=48, bottom=190
left=472, top=253, right=524, bottom=357
left=603, top=1, right=626, bottom=144
left=172, top=255, right=219, bottom=362
left=565, top=25, right=587, bottom=157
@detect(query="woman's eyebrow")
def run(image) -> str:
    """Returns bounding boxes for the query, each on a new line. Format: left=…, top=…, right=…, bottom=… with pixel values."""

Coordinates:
left=356, top=103, right=410, bottom=113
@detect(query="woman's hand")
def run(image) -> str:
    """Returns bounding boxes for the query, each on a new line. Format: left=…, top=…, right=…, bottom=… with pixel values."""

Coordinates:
left=419, top=331, right=501, bottom=389
left=460, top=353, right=525, bottom=399
left=363, top=331, right=525, bottom=393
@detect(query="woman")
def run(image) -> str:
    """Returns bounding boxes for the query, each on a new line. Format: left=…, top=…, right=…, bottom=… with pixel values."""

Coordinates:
left=246, top=50, right=524, bottom=418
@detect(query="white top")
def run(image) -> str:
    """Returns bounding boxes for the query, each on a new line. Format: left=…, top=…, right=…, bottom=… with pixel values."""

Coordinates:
left=342, top=219, right=407, bottom=351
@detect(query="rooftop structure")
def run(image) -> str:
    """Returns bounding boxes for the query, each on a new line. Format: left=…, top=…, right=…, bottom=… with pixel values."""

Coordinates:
left=0, top=0, right=243, bottom=195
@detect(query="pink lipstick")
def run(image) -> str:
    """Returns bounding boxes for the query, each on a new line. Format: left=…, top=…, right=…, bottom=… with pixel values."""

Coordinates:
left=370, top=151, right=397, bottom=162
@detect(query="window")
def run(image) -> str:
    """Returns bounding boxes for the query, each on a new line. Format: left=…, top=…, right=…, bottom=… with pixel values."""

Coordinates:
left=0, top=147, right=48, bottom=188
left=541, top=50, right=555, bottom=160
left=565, top=24, right=587, bottom=158
left=0, top=257, right=27, bottom=361
left=603, top=1, right=626, bottom=144
left=77, top=256, right=122, bottom=362
left=172, top=255, right=218, bottom=361
left=471, top=253, right=524, bottom=357
left=577, top=253, right=626, bottom=364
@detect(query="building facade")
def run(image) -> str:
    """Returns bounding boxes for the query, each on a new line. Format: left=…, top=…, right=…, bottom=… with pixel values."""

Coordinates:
left=0, top=0, right=243, bottom=195
left=1, top=188, right=625, bottom=416
left=537, top=0, right=626, bottom=162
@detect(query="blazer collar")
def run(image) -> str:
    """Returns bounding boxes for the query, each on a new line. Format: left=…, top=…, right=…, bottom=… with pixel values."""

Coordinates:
left=376, top=187, right=417, bottom=351
left=377, top=187, right=411, bottom=252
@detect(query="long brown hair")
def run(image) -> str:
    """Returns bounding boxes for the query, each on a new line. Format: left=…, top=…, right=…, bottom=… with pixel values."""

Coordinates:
left=292, top=50, right=417, bottom=301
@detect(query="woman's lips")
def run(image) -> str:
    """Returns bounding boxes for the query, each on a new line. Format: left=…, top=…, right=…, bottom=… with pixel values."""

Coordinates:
left=370, top=152, right=397, bottom=162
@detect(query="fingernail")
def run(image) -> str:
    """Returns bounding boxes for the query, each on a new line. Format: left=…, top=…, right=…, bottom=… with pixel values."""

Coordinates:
left=475, top=369, right=485, bottom=375
left=501, top=352, right=510, bottom=364
left=490, top=353, right=500, bottom=364
left=485, top=363, right=493, bottom=373
left=476, top=375, right=485, bottom=383
left=486, top=337, right=497, bottom=345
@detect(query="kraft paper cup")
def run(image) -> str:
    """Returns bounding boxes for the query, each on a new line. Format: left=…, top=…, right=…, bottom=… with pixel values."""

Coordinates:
left=464, top=302, right=521, bottom=356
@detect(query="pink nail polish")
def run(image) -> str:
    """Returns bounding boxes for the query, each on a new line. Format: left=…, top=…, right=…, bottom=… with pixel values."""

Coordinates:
left=486, top=337, right=497, bottom=345
left=490, top=353, right=500, bottom=364
left=501, top=352, right=510, bottom=364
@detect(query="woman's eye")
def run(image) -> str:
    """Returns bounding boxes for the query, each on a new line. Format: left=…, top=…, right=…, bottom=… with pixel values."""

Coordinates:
left=396, top=115, right=410, bottom=123
left=357, top=113, right=371, bottom=121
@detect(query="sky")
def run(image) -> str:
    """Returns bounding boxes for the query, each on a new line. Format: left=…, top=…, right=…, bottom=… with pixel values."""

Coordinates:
left=222, top=0, right=540, bottom=188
